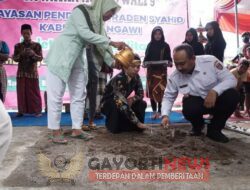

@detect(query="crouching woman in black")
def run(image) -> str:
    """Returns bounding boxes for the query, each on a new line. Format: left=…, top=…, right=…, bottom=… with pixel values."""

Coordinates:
left=101, top=54, right=147, bottom=133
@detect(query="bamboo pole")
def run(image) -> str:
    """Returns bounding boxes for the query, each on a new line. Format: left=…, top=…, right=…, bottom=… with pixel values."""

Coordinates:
left=235, top=0, right=240, bottom=48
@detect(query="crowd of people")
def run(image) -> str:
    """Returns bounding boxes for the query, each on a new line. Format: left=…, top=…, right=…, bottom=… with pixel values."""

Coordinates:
left=0, top=0, right=250, bottom=151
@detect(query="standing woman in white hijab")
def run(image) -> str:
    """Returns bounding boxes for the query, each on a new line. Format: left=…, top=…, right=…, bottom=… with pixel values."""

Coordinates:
left=46, top=0, right=126, bottom=144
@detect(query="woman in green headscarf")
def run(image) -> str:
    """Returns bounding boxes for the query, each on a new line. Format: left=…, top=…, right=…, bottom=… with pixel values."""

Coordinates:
left=46, top=0, right=125, bottom=144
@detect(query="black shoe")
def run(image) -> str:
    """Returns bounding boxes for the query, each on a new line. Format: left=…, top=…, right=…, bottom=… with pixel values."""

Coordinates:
left=207, top=130, right=229, bottom=143
left=189, top=126, right=204, bottom=136
left=190, top=129, right=203, bottom=136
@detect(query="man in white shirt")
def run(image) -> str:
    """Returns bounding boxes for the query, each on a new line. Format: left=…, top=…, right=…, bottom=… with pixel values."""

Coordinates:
left=0, top=100, right=12, bottom=163
left=161, top=44, right=239, bottom=143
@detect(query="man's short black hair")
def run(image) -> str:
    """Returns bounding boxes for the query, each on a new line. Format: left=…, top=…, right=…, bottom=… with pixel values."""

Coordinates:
left=21, top=24, right=32, bottom=33
left=173, top=44, right=194, bottom=59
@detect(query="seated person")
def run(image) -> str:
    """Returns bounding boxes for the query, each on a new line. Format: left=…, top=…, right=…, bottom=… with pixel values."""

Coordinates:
left=230, top=58, right=249, bottom=117
left=101, top=54, right=147, bottom=133
left=161, top=44, right=239, bottom=143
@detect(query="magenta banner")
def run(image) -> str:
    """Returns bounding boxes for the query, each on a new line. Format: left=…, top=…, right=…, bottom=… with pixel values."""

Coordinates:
left=0, top=0, right=188, bottom=109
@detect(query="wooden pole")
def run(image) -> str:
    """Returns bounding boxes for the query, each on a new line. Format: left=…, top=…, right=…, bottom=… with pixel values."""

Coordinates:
left=186, top=0, right=190, bottom=28
left=235, top=0, right=239, bottom=48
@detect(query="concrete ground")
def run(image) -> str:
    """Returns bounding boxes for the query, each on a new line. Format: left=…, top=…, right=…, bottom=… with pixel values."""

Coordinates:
left=0, top=126, right=250, bottom=190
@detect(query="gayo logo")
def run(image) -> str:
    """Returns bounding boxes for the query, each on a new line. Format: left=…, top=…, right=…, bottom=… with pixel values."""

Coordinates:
left=38, top=152, right=84, bottom=185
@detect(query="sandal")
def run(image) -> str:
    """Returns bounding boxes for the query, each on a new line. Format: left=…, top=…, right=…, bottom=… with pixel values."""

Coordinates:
left=82, top=125, right=91, bottom=131
left=49, top=135, right=68, bottom=144
left=70, top=132, right=94, bottom=141
left=88, top=123, right=97, bottom=130
left=62, top=129, right=73, bottom=136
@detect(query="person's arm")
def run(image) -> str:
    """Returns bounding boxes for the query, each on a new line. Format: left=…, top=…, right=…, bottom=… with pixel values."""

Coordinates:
left=230, top=69, right=241, bottom=89
left=212, top=58, right=237, bottom=96
left=161, top=77, right=179, bottom=117
left=72, top=8, right=120, bottom=50
left=32, top=43, right=43, bottom=62
left=143, top=44, right=151, bottom=62
left=163, top=44, right=172, bottom=62
left=112, top=78, right=140, bottom=125
left=132, top=76, right=144, bottom=102
left=72, top=8, right=109, bottom=47
left=13, top=44, right=23, bottom=62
